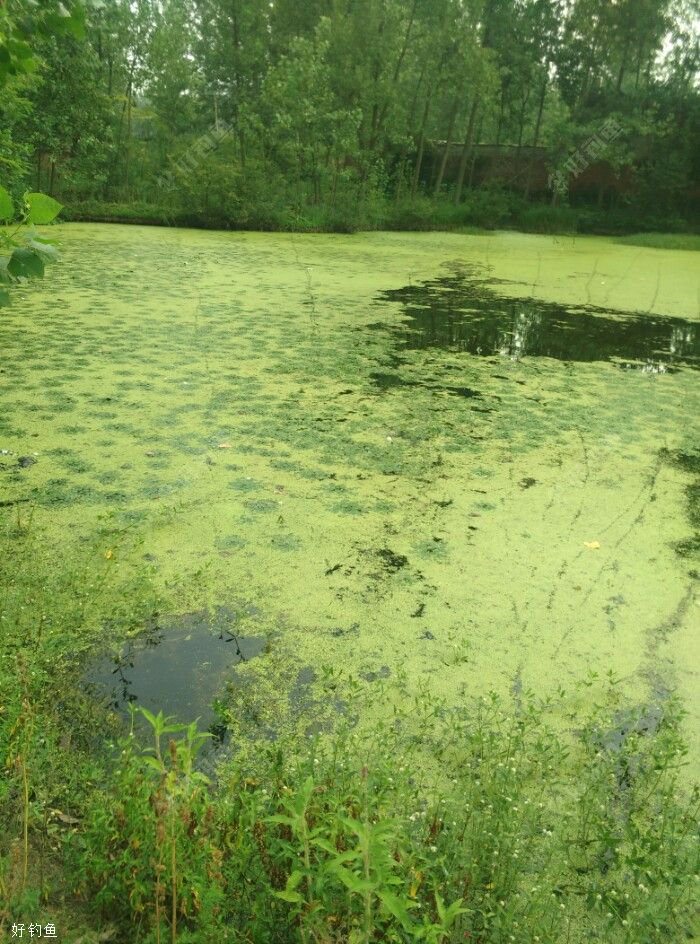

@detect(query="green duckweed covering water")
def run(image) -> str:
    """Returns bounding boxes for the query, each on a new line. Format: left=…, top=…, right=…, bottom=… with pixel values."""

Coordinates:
left=1, top=223, right=698, bottom=767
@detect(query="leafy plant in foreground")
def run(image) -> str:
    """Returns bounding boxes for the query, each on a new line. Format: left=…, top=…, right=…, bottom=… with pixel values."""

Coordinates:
left=0, top=185, right=63, bottom=306
left=69, top=673, right=699, bottom=943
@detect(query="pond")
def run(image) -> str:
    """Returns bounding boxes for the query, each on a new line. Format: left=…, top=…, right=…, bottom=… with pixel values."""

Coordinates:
left=1, top=224, right=698, bottom=763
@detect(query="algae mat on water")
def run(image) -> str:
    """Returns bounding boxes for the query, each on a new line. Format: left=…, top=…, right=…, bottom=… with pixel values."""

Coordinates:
left=1, top=223, right=698, bottom=763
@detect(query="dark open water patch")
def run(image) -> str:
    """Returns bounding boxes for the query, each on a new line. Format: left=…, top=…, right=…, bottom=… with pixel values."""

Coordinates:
left=372, top=272, right=699, bottom=372
left=85, top=607, right=265, bottom=731
left=659, top=448, right=700, bottom=560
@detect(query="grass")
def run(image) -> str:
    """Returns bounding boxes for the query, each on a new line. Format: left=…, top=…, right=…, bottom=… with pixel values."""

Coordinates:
left=0, top=518, right=698, bottom=943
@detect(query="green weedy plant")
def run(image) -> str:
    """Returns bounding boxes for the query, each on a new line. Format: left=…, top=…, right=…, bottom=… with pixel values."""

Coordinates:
left=73, top=708, right=223, bottom=943
left=0, top=517, right=164, bottom=930
left=204, top=672, right=697, bottom=943
left=0, top=185, right=63, bottom=306
left=569, top=696, right=700, bottom=944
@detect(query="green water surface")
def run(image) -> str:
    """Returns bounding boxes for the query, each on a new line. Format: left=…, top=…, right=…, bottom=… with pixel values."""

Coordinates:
left=1, top=224, right=698, bottom=762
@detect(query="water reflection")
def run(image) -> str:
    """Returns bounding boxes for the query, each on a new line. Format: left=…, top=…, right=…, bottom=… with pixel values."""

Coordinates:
left=373, top=274, right=699, bottom=371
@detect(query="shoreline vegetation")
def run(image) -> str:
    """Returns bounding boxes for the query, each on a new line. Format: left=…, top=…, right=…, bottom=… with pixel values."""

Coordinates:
left=58, top=199, right=700, bottom=247
left=1, top=521, right=698, bottom=944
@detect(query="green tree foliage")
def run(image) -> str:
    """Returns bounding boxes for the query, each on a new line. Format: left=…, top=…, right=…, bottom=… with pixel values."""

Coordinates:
left=0, top=0, right=88, bottom=87
left=1, top=0, right=699, bottom=231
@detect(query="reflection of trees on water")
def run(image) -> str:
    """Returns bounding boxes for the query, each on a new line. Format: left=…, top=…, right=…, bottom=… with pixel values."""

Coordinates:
left=670, top=324, right=696, bottom=360
left=497, top=305, right=543, bottom=360
left=621, top=323, right=697, bottom=374
left=376, top=276, right=699, bottom=372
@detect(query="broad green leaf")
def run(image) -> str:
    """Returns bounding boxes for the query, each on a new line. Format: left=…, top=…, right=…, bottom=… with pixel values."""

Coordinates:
left=138, top=706, right=157, bottom=727
left=333, top=866, right=374, bottom=895
left=7, top=247, right=44, bottom=279
left=7, top=39, right=33, bottom=61
left=142, top=756, right=165, bottom=774
left=0, top=186, right=13, bottom=223
left=310, top=836, right=340, bottom=854
left=378, top=890, right=414, bottom=928
left=435, top=893, right=469, bottom=928
left=25, top=192, right=63, bottom=225
left=274, top=889, right=302, bottom=903
left=274, top=868, right=305, bottom=904
left=27, top=238, right=60, bottom=260
left=285, top=870, right=304, bottom=891
left=266, top=814, right=297, bottom=827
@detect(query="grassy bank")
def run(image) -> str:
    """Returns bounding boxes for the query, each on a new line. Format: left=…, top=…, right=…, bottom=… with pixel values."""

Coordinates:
left=58, top=197, right=700, bottom=240
left=1, top=521, right=698, bottom=944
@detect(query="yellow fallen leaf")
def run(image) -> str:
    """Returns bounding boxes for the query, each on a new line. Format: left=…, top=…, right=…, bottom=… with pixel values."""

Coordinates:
left=409, top=870, right=423, bottom=898
left=583, top=541, right=601, bottom=550
left=104, top=549, right=113, bottom=559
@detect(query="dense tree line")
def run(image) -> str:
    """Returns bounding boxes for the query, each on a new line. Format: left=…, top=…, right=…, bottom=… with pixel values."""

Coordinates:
left=1, top=0, right=699, bottom=232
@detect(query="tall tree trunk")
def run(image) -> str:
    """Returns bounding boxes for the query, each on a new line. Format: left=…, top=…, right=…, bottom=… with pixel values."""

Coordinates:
left=112, top=59, right=135, bottom=194
left=453, top=98, right=479, bottom=205
left=495, top=85, right=506, bottom=146
left=372, top=0, right=419, bottom=152
left=616, top=39, right=630, bottom=92
left=467, top=117, right=483, bottom=189
left=523, top=77, right=547, bottom=200
left=394, top=63, right=426, bottom=200
left=433, top=95, right=460, bottom=196
left=124, top=84, right=132, bottom=195
left=634, top=37, right=644, bottom=90
left=411, top=95, right=432, bottom=197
